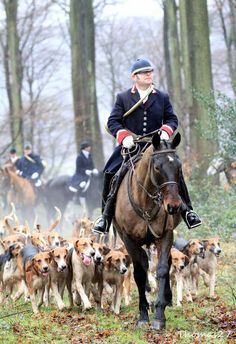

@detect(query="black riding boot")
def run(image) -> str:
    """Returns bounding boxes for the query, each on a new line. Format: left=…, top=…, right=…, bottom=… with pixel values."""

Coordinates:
left=179, top=172, right=202, bottom=229
left=92, top=172, right=116, bottom=234
left=93, top=165, right=128, bottom=234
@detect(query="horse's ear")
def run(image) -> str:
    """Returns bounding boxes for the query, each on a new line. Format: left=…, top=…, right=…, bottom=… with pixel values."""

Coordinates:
left=171, top=132, right=181, bottom=149
left=152, top=132, right=161, bottom=149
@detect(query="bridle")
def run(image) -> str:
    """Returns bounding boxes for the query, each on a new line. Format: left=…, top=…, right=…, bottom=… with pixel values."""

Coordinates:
left=127, top=147, right=179, bottom=227
left=150, top=149, right=179, bottom=191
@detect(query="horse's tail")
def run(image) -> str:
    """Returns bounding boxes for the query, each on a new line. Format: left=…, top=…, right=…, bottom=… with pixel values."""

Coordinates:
left=47, top=206, right=62, bottom=232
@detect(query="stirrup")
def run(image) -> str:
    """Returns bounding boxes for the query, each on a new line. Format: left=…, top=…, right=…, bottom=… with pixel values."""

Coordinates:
left=92, top=216, right=109, bottom=235
left=185, top=210, right=202, bottom=229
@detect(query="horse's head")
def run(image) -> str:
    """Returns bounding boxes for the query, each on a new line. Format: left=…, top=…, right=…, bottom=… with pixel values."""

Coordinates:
left=207, top=157, right=225, bottom=176
left=151, top=132, right=182, bottom=215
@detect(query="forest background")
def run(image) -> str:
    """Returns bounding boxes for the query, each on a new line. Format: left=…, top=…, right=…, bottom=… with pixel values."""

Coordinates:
left=0, top=0, right=235, bottom=175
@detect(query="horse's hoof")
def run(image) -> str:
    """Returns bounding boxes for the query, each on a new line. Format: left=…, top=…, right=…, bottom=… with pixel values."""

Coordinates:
left=151, top=319, right=165, bottom=330
left=136, top=319, right=149, bottom=328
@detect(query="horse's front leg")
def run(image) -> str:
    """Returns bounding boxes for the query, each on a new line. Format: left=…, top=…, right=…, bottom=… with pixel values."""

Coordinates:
left=153, top=230, right=173, bottom=330
left=123, top=237, right=149, bottom=326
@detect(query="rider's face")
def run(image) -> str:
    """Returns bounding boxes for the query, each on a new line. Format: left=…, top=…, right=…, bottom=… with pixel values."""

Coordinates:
left=132, top=70, right=154, bottom=89
left=24, top=148, right=31, bottom=155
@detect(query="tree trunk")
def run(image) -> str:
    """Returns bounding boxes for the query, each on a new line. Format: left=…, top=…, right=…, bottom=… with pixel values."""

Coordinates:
left=70, top=0, right=104, bottom=169
left=163, top=0, right=185, bottom=157
left=179, top=0, right=193, bottom=156
left=215, top=0, right=236, bottom=97
left=4, top=0, right=23, bottom=151
left=183, top=0, right=218, bottom=175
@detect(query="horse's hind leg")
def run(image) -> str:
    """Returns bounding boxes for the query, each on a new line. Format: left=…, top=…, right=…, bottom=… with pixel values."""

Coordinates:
left=152, top=231, right=173, bottom=330
left=123, top=237, right=149, bottom=326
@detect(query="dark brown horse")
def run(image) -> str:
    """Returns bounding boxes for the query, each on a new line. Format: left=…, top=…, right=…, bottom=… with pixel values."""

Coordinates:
left=113, top=132, right=182, bottom=329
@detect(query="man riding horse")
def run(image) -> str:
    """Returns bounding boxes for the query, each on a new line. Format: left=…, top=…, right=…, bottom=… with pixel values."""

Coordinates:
left=93, top=58, right=202, bottom=234
left=69, top=141, right=99, bottom=209
left=16, top=143, right=45, bottom=189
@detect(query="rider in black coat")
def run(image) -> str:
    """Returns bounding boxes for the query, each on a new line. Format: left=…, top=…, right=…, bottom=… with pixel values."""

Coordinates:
left=69, top=141, right=99, bottom=193
left=93, top=58, right=202, bottom=234
left=16, top=144, right=45, bottom=187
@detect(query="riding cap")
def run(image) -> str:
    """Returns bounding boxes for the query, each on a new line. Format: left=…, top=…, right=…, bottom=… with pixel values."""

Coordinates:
left=131, top=58, right=154, bottom=76
left=24, top=143, right=32, bottom=150
left=10, top=148, right=16, bottom=154
left=80, top=141, right=91, bottom=150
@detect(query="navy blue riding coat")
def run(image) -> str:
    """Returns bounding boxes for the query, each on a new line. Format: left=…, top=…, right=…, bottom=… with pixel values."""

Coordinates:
left=70, top=151, right=95, bottom=189
left=16, top=154, right=45, bottom=179
left=104, top=86, right=178, bottom=173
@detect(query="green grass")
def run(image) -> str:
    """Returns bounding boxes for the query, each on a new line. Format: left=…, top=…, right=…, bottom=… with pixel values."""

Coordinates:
left=0, top=242, right=235, bottom=343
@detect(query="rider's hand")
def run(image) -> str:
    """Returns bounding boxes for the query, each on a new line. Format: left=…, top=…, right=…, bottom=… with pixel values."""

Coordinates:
left=85, top=170, right=92, bottom=176
left=16, top=170, right=22, bottom=176
left=79, top=181, right=87, bottom=189
left=160, top=130, right=169, bottom=141
left=31, top=172, right=39, bottom=179
left=122, top=135, right=134, bottom=149
left=92, top=168, right=99, bottom=176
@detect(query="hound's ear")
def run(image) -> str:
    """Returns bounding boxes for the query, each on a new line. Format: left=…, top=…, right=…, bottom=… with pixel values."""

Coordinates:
left=152, top=132, right=161, bottom=149
left=90, top=235, right=96, bottom=242
left=48, top=252, right=53, bottom=263
left=184, top=255, right=189, bottom=266
left=125, top=253, right=132, bottom=267
left=102, top=245, right=111, bottom=256
left=105, top=255, right=112, bottom=266
left=201, top=239, right=209, bottom=250
left=26, top=260, right=34, bottom=272
left=74, top=239, right=80, bottom=252
left=171, top=132, right=181, bottom=149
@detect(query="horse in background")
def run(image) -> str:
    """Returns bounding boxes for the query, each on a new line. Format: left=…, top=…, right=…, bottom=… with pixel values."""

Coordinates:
left=43, top=172, right=103, bottom=221
left=0, top=161, right=36, bottom=223
left=207, top=157, right=236, bottom=189
left=113, top=132, right=182, bottom=329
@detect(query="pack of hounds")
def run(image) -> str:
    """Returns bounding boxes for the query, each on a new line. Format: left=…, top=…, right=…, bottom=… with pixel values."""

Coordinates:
left=0, top=204, right=222, bottom=315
